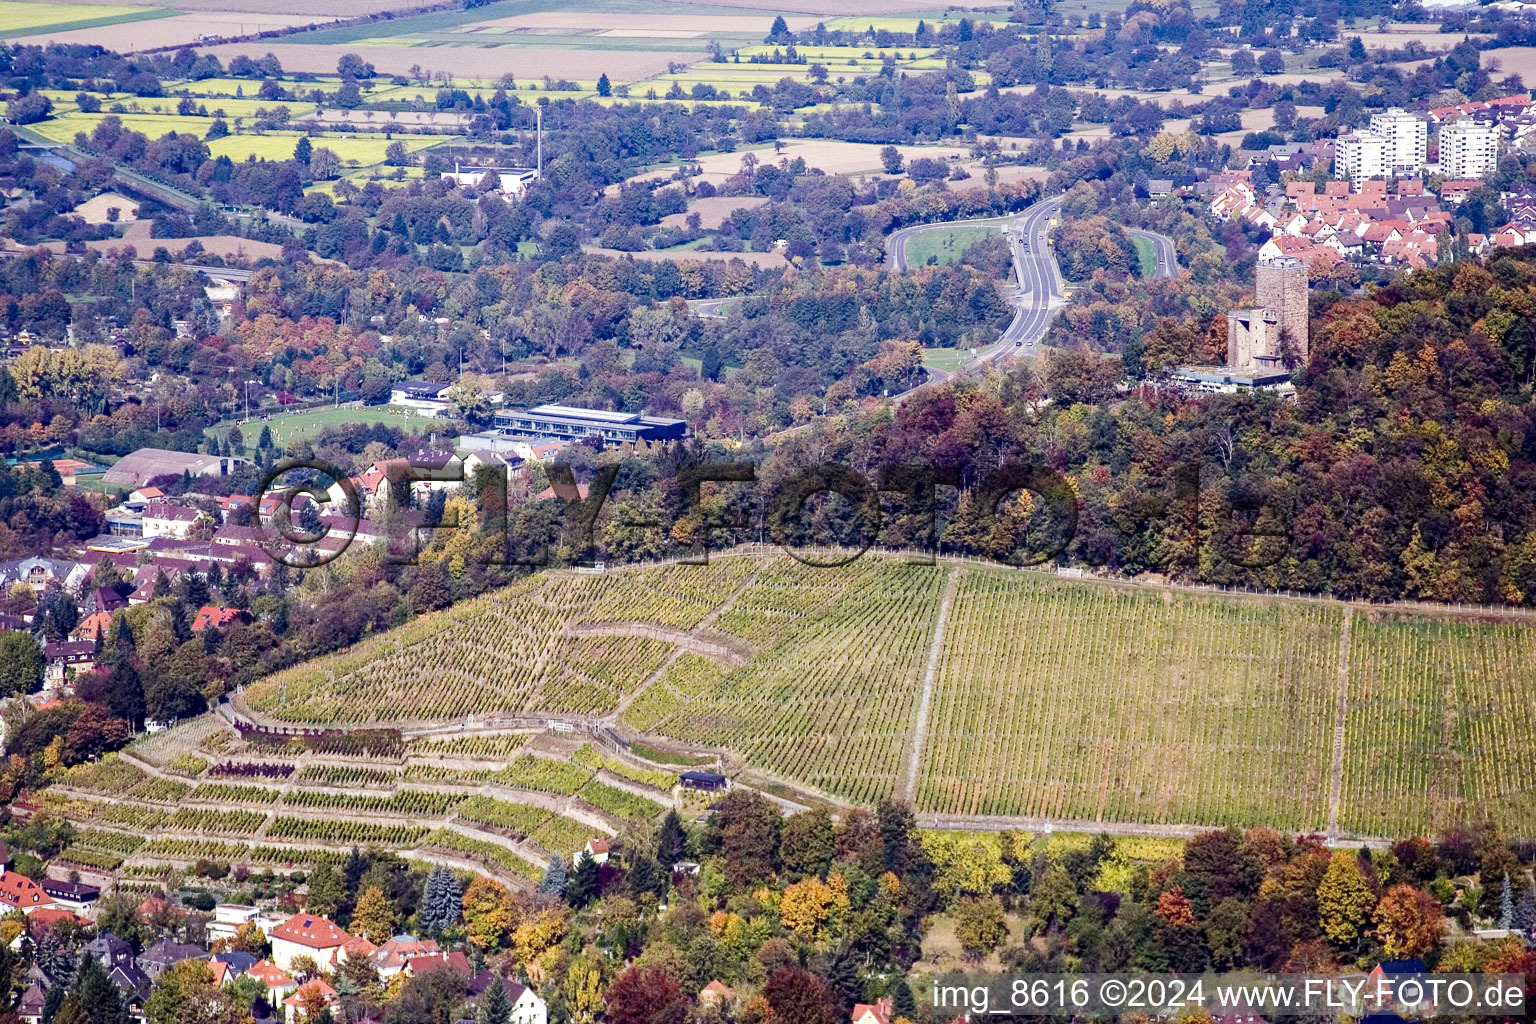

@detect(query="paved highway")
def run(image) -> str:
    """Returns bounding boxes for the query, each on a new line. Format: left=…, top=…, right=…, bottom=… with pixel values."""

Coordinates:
left=886, top=197, right=1068, bottom=371
left=885, top=200, right=1180, bottom=381
left=1128, top=226, right=1178, bottom=281
left=0, top=247, right=256, bottom=282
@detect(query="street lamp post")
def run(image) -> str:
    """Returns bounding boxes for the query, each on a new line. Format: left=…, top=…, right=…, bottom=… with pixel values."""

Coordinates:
left=244, top=380, right=258, bottom=422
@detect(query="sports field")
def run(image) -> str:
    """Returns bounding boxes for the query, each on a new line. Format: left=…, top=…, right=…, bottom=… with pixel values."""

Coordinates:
left=206, top=406, right=431, bottom=446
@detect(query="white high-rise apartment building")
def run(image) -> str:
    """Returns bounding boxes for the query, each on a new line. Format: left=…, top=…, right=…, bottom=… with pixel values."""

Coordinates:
left=1334, top=130, right=1389, bottom=188
left=1439, top=118, right=1500, bottom=179
left=1368, top=108, right=1427, bottom=175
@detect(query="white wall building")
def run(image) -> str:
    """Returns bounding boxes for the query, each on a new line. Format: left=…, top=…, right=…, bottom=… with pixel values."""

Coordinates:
left=142, top=503, right=203, bottom=539
left=503, top=982, right=547, bottom=1024
left=1439, top=119, right=1501, bottom=179
left=1368, top=108, right=1427, bottom=175
left=1335, top=130, right=1390, bottom=188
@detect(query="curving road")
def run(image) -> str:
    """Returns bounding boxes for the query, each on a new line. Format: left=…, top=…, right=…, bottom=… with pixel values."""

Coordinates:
left=886, top=197, right=1068, bottom=371
left=1128, top=226, right=1178, bottom=281
left=885, top=201, right=1180, bottom=384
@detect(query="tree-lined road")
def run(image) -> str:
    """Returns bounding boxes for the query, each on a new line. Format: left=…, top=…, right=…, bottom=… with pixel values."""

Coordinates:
left=1129, top=226, right=1179, bottom=280
left=886, top=199, right=1179, bottom=381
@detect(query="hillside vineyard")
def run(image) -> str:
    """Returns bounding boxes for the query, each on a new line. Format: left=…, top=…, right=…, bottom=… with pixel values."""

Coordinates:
left=240, top=553, right=1536, bottom=838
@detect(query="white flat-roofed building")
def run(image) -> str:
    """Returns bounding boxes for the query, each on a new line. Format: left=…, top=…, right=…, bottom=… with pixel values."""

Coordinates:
left=491, top=404, right=686, bottom=448
left=1369, top=108, right=1427, bottom=174
left=1335, top=130, right=1390, bottom=188
left=1439, top=118, right=1501, bottom=179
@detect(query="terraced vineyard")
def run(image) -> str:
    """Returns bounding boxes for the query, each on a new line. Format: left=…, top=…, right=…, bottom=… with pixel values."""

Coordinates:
left=244, top=561, right=754, bottom=724
left=232, top=553, right=1536, bottom=836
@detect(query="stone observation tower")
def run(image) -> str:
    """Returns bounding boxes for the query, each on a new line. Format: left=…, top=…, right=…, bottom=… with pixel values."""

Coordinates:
left=1227, top=256, right=1309, bottom=374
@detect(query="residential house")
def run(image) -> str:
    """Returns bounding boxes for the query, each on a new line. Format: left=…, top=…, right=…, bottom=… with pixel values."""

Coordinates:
left=573, top=837, right=610, bottom=868
left=0, top=557, right=88, bottom=593
left=18, top=983, right=46, bottom=1024
left=371, top=936, right=440, bottom=979
left=699, top=981, right=736, bottom=1011
left=108, top=962, right=151, bottom=1002
left=402, top=950, right=470, bottom=978
left=852, top=998, right=894, bottom=1024
left=43, top=642, right=96, bottom=689
left=71, top=611, right=114, bottom=643
left=0, top=872, right=55, bottom=915
left=247, top=960, right=298, bottom=1004
left=282, top=979, right=340, bottom=1024
left=38, top=878, right=99, bottom=916
left=85, top=931, right=133, bottom=970
left=191, top=605, right=250, bottom=632
left=269, top=914, right=353, bottom=972
left=138, top=937, right=208, bottom=980
left=208, top=904, right=261, bottom=942
left=143, top=503, right=204, bottom=540
left=126, top=486, right=164, bottom=508
left=502, top=981, right=547, bottom=1024
left=211, top=952, right=259, bottom=976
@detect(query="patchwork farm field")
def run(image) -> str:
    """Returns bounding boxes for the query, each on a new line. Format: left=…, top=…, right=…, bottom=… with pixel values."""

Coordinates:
left=237, top=553, right=1536, bottom=837
left=0, top=0, right=172, bottom=39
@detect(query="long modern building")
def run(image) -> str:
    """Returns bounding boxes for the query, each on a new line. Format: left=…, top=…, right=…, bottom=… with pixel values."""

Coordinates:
left=490, top=404, right=686, bottom=447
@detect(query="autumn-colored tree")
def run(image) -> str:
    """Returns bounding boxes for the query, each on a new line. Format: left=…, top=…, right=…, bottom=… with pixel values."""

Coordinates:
left=954, top=894, right=1008, bottom=959
left=1317, top=850, right=1377, bottom=948
left=512, top=906, right=568, bottom=968
left=1156, top=885, right=1198, bottom=927
left=462, top=876, right=515, bottom=951
left=1372, top=884, right=1443, bottom=959
left=762, top=967, right=839, bottom=1024
left=604, top=966, right=684, bottom=1024
left=561, top=951, right=604, bottom=1024
left=352, top=885, right=397, bottom=944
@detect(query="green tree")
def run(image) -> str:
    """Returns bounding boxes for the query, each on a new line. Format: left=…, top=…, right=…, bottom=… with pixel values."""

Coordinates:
left=478, top=977, right=510, bottom=1024
left=144, top=960, right=250, bottom=1024
left=305, top=862, right=345, bottom=918
left=293, top=136, right=312, bottom=165
left=780, top=807, right=834, bottom=876
left=954, top=894, right=1008, bottom=958
left=418, top=865, right=461, bottom=935
left=596, top=73, right=611, bottom=97
left=656, top=811, right=687, bottom=867
left=568, top=852, right=600, bottom=908
left=1031, top=863, right=1078, bottom=926
left=0, top=631, right=43, bottom=696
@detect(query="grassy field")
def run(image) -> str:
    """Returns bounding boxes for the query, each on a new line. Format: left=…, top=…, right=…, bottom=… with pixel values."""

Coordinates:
left=1131, top=235, right=1156, bottom=278
left=0, top=0, right=170, bottom=38
left=30, top=85, right=453, bottom=177
left=206, top=406, right=432, bottom=446
left=903, top=224, right=1000, bottom=267
left=237, top=553, right=1536, bottom=836
left=921, top=347, right=973, bottom=373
